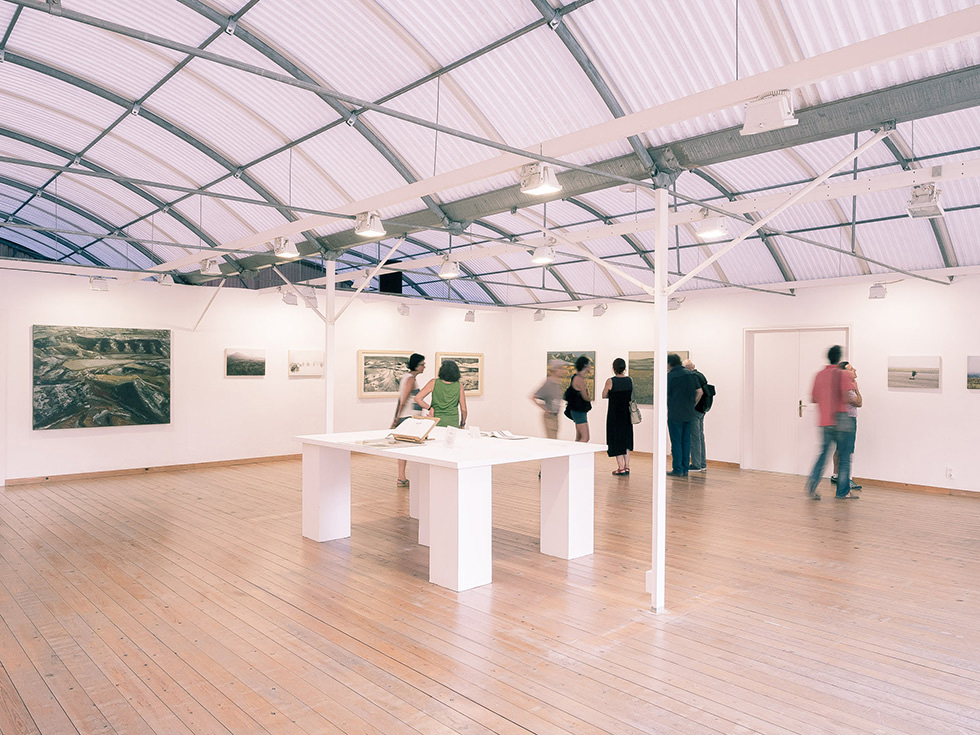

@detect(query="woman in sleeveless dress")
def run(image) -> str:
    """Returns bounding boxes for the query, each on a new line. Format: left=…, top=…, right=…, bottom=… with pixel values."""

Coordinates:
left=416, top=359, right=467, bottom=429
left=391, top=353, right=425, bottom=487
left=602, top=357, right=634, bottom=475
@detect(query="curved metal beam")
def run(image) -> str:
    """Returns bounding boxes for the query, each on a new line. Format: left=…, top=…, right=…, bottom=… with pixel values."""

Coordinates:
left=0, top=210, right=100, bottom=263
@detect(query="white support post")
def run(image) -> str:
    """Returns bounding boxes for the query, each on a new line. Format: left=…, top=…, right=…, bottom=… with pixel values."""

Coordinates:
left=0, top=305, right=6, bottom=487
left=646, top=187, right=670, bottom=612
left=323, top=260, right=337, bottom=434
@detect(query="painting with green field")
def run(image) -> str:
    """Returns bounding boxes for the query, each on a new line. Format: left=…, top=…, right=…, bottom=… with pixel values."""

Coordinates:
left=629, top=350, right=689, bottom=405
left=968, top=356, right=980, bottom=390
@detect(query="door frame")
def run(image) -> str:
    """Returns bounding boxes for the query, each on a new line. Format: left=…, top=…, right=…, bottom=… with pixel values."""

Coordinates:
left=742, top=325, right=851, bottom=473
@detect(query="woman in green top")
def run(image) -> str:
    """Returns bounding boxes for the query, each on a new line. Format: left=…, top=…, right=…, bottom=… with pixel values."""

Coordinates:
left=416, top=359, right=468, bottom=428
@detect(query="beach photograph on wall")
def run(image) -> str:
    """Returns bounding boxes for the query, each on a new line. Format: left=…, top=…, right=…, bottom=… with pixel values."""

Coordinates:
left=887, top=356, right=941, bottom=391
left=546, top=351, right=596, bottom=399
left=32, top=325, right=171, bottom=430
left=968, top=356, right=980, bottom=390
left=628, top=350, right=689, bottom=405
left=435, top=352, right=483, bottom=395
left=225, top=348, right=266, bottom=377
left=288, top=350, right=324, bottom=377
left=358, top=350, right=412, bottom=397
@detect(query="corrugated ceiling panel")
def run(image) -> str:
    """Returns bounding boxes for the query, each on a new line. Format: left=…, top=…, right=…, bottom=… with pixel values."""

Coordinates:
left=897, top=107, right=980, bottom=159
left=203, top=176, right=292, bottom=241
left=0, top=63, right=122, bottom=153
left=0, top=228, right=64, bottom=260
left=713, top=238, right=788, bottom=286
left=855, top=217, right=946, bottom=273
left=81, top=240, right=149, bottom=270
left=778, top=228, right=867, bottom=281
left=0, top=158, right=53, bottom=191
left=0, top=4, right=13, bottom=25
left=53, top=173, right=156, bottom=226
left=792, top=133, right=898, bottom=177
left=10, top=5, right=188, bottom=100
left=945, top=207, right=980, bottom=266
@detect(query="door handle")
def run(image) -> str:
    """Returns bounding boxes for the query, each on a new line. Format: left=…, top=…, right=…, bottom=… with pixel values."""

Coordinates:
left=799, top=399, right=803, bottom=418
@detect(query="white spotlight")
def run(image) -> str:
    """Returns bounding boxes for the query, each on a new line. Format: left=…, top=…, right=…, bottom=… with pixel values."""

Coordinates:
left=740, top=90, right=799, bottom=136
left=694, top=214, right=729, bottom=241
left=531, top=245, right=556, bottom=264
left=397, top=303, right=410, bottom=317
left=89, top=276, right=109, bottom=292
left=519, top=162, right=562, bottom=195
left=280, top=288, right=298, bottom=306
left=157, top=273, right=174, bottom=286
left=592, top=303, right=607, bottom=317
left=906, top=183, right=944, bottom=218
left=438, top=257, right=460, bottom=279
left=271, top=236, right=299, bottom=258
left=201, top=258, right=221, bottom=276
left=354, top=211, right=385, bottom=237
left=868, top=282, right=887, bottom=300
left=667, top=297, right=684, bottom=311
left=533, top=309, right=545, bottom=322
left=464, top=310, right=475, bottom=323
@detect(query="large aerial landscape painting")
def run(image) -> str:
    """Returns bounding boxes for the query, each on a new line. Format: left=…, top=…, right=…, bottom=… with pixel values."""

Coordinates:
left=358, top=350, right=412, bottom=398
left=33, top=325, right=171, bottom=430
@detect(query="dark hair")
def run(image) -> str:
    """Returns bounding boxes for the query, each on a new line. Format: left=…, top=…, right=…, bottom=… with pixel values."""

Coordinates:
left=612, top=357, right=626, bottom=374
left=839, top=361, right=850, bottom=370
left=828, top=345, right=842, bottom=365
left=575, top=355, right=591, bottom=372
left=408, top=353, right=425, bottom=371
left=438, top=359, right=460, bottom=382
left=667, top=353, right=682, bottom=368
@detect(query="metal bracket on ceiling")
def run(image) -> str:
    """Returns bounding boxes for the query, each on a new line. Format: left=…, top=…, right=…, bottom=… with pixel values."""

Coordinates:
left=225, top=19, right=237, bottom=35
left=46, top=0, right=62, bottom=15
left=345, top=113, right=358, bottom=127
left=0, top=49, right=5, bottom=63
left=548, top=12, right=563, bottom=30
left=233, top=167, right=244, bottom=179
left=130, top=102, right=141, bottom=116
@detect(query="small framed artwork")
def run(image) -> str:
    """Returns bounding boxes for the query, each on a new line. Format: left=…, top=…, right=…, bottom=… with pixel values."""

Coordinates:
left=887, top=356, right=941, bottom=391
left=967, top=356, right=980, bottom=390
left=358, top=350, right=412, bottom=398
left=288, top=350, right=324, bottom=377
left=628, top=350, right=689, bottom=405
left=225, top=348, right=266, bottom=377
left=435, top=352, right=483, bottom=395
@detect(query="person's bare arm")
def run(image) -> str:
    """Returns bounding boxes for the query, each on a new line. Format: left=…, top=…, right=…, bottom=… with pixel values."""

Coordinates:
left=573, top=374, right=590, bottom=401
left=391, top=375, right=413, bottom=428
left=851, top=381, right=863, bottom=408
left=601, top=377, right=613, bottom=399
left=458, top=386, right=468, bottom=426
left=415, top=379, right=435, bottom=416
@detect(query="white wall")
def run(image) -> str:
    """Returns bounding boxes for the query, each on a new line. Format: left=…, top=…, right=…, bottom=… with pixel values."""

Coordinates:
left=3, top=269, right=977, bottom=494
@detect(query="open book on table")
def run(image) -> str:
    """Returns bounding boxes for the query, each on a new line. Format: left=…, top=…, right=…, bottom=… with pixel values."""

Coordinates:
left=392, top=416, right=439, bottom=443
left=490, top=430, right=527, bottom=440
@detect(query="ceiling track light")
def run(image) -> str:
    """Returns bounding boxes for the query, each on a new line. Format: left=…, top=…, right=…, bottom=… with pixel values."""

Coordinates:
left=354, top=210, right=385, bottom=237
left=271, top=236, right=299, bottom=258
left=519, top=162, right=562, bottom=196
left=397, top=303, right=410, bottom=317
left=438, top=257, right=460, bottom=279
left=89, top=276, right=109, bottom=292
left=906, top=183, right=944, bottom=218
left=667, top=297, right=684, bottom=311
left=464, top=309, right=475, bottom=323
left=201, top=258, right=221, bottom=276
left=530, top=244, right=556, bottom=264
left=592, top=303, right=608, bottom=317
left=868, top=282, right=887, bottom=299
left=157, top=273, right=174, bottom=286
left=740, top=89, right=798, bottom=136
left=694, top=212, right=729, bottom=241
left=533, top=309, right=545, bottom=322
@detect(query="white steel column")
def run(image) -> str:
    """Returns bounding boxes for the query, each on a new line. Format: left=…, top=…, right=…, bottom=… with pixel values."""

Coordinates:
left=0, top=302, right=7, bottom=487
left=645, top=187, right=670, bottom=612
left=323, top=260, right=337, bottom=433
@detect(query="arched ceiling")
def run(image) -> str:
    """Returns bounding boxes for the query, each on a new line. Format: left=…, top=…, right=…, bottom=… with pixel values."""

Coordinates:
left=2, top=0, right=980, bottom=307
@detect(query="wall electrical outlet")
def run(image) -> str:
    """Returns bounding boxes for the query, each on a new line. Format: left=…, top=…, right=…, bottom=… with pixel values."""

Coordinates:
left=945, top=466, right=954, bottom=479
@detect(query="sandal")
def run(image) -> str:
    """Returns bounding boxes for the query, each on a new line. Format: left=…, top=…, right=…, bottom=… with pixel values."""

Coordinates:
left=612, top=469, right=628, bottom=476
left=396, top=479, right=409, bottom=488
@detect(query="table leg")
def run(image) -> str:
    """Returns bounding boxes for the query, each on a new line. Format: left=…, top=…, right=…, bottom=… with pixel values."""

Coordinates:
left=415, top=464, right=431, bottom=546
left=408, top=462, right=422, bottom=519
left=428, top=465, right=492, bottom=591
left=540, top=453, right=594, bottom=559
left=302, top=444, right=351, bottom=542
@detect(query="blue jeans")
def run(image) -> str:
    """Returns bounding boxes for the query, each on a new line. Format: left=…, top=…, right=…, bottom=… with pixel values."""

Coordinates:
left=835, top=415, right=856, bottom=497
left=667, top=419, right=691, bottom=474
left=690, top=412, right=706, bottom=469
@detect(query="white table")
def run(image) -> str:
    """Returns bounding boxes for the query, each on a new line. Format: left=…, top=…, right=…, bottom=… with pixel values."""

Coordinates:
left=297, top=428, right=605, bottom=591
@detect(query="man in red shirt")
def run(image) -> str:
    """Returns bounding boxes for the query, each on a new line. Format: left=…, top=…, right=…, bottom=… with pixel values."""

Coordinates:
left=804, top=345, right=857, bottom=500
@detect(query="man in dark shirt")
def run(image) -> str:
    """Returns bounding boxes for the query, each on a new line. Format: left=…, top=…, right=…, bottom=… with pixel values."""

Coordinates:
left=666, top=353, right=702, bottom=477
left=684, top=359, right=709, bottom=472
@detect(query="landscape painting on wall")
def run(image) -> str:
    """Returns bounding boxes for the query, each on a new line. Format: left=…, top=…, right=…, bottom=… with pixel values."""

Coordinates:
left=628, top=350, right=689, bottom=405
left=33, top=325, right=171, bottom=430
left=968, top=356, right=980, bottom=390
left=358, top=350, right=412, bottom=398
left=546, top=351, right=596, bottom=399
left=288, top=350, right=324, bottom=377
left=435, top=352, right=483, bottom=395
left=225, top=349, right=266, bottom=377
left=887, top=356, right=941, bottom=391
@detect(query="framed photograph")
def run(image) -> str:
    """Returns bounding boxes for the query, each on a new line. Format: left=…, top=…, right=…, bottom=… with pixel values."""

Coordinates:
left=969, top=356, right=980, bottom=390
left=358, top=350, right=412, bottom=398
left=33, top=324, right=171, bottom=430
left=225, top=348, right=266, bottom=377
left=435, top=352, right=483, bottom=395
left=628, top=350, right=689, bottom=405
left=288, top=350, right=324, bottom=377
left=887, top=356, right=941, bottom=391
left=546, top=351, right=596, bottom=399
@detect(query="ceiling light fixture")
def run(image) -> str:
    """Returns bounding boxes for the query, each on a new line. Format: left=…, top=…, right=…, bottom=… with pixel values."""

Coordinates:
left=531, top=244, right=556, bottom=264
left=89, top=276, right=109, bottom=292
left=201, top=258, right=221, bottom=276
left=464, top=310, right=475, bottom=323
left=158, top=273, right=174, bottom=286
left=740, top=90, right=799, bottom=136
left=280, top=289, right=298, bottom=306
left=354, top=211, right=385, bottom=237
left=438, top=257, right=460, bottom=279
left=533, top=309, right=545, bottom=322
left=868, top=282, right=887, bottom=300
left=271, top=236, right=299, bottom=258
left=694, top=213, right=729, bottom=241
left=397, top=303, right=410, bottom=317
left=519, top=162, right=562, bottom=196
left=592, top=303, right=608, bottom=317
left=667, top=297, right=684, bottom=311
left=906, top=183, right=944, bottom=218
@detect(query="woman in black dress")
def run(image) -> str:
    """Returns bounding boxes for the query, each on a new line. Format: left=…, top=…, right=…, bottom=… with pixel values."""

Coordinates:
left=602, top=357, right=634, bottom=475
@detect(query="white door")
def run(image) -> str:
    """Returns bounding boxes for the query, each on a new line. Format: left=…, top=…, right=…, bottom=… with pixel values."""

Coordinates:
left=745, top=327, right=849, bottom=475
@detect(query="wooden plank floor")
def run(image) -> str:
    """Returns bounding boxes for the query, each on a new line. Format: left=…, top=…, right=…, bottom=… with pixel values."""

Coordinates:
left=1, top=455, right=978, bottom=735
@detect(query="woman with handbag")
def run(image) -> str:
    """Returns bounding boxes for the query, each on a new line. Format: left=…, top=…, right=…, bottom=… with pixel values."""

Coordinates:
left=564, top=355, right=593, bottom=443
left=602, top=357, right=634, bottom=475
